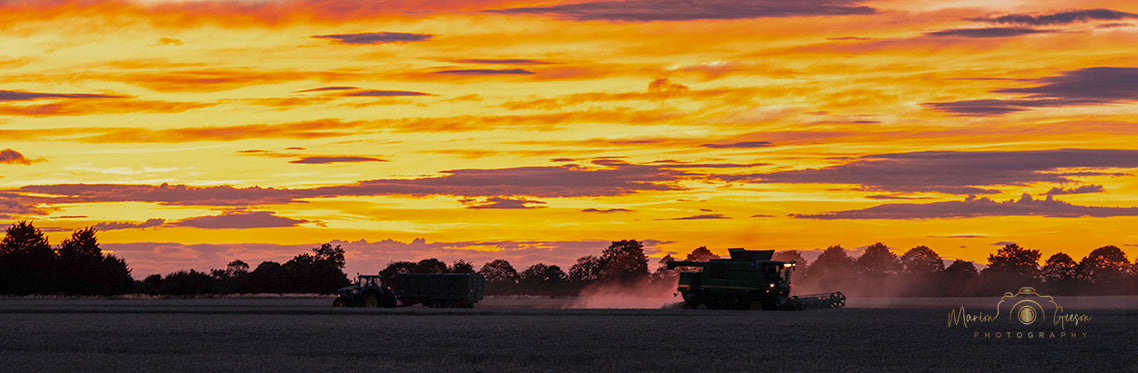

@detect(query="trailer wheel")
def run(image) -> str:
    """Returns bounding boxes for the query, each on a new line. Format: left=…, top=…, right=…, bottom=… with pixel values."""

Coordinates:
left=363, top=293, right=379, bottom=308
left=382, top=293, right=398, bottom=308
left=332, top=298, right=347, bottom=307
left=748, top=300, right=764, bottom=311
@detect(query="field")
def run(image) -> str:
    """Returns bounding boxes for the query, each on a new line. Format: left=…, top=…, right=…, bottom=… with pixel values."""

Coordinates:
left=0, top=297, right=1134, bottom=372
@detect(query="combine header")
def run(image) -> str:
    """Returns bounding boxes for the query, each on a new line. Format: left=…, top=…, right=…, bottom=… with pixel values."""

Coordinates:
left=667, top=248, right=845, bottom=310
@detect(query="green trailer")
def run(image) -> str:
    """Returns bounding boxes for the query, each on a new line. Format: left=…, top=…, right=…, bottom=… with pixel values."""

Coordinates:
left=333, top=273, right=484, bottom=308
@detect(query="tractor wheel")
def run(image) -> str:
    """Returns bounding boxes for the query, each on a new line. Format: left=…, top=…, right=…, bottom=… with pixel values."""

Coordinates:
left=332, top=298, right=347, bottom=307
left=363, top=293, right=379, bottom=308
left=748, top=300, right=764, bottom=311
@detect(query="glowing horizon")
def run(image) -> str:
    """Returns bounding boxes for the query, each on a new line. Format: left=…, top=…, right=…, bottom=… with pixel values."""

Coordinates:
left=2, top=0, right=1137, bottom=277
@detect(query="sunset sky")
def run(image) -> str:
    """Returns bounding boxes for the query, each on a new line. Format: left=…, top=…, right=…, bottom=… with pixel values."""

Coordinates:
left=2, top=0, right=1137, bottom=277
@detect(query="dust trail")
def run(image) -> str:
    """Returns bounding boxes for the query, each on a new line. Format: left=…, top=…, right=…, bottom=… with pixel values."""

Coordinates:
left=562, top=279, right=683, bottom=309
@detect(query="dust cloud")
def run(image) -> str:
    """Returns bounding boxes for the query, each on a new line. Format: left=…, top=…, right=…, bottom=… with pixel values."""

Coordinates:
left=562, top=279, right=683, bottom=309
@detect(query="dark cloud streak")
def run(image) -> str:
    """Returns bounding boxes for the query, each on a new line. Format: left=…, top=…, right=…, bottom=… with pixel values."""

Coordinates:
left=729, top=149, right=1138, bottom=195
left=924, top=27, right=1055, bottom=38
left=924, top=67, right=1138, bottom=116
left=487, top=0, right=876, bottom=21
left=312, top=32, right=433, bottom=45
left=969, top=9, right=1138, bottom=26
left=794, top=194, right=1138, bottom=219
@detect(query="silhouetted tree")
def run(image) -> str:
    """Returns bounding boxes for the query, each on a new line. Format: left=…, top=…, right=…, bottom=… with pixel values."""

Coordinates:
left=313, top=243, right=346, bottom=269
left=0, top=221, right=57, bottom=294
left=982, top=243, right=1042, bottom=292
left=943, top=260, right=979, bottom=296
left=652, top=254, right=678, bottom=281
left=685, top=246, right=719, bottom=262
left=159, top=270, right=215, bottom=295
left=381, top=261, right=418, bottom=278
left=599, top=239, right=648, bottom=284
left=520, top=263, right=569, bottom=295
left=569, top=255, right=604, bottom=286
left=1041, top=253, right=1080, bottom=294
left=304, top=243, right=350, bottom=293
left=857, top=243, right=900, bottom=279
left=1079, top=245, right=1130, bottom=290
left=985, top=243, right=1041, bottom=278
left=278, top=244, right=350, bottom=293
left=479, top=259, right=520, bottom=294
left=450, top=260, right=475, bottom=274
left=900, top=246, right=944, bottom=276
left=898, top=245, right=944, bottom=295
left=249, top=261, right=286, bottom=293
left=56, top=227, right=131, bottom=295
left=414, top=258, right=448, bottom=274
left=805, top=245, right=855, bottom=292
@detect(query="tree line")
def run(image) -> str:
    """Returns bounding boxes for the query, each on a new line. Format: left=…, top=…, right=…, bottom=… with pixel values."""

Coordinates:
left=0, top=222, right=133, bottom=295
left=2, top=221, right=1135, bottom=297
left=135, top=243, right=350, bottom=295
left=0, top=221, right=350, bottom=296
left=772, top=242, right=1137, bottom=297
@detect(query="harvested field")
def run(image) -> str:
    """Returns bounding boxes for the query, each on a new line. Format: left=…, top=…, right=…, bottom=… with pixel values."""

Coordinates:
left=0, top=297, right=1134, bottom=372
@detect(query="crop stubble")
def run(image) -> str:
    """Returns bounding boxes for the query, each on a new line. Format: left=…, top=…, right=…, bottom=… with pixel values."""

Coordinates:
left=0, top=299, right=1133, bottom=372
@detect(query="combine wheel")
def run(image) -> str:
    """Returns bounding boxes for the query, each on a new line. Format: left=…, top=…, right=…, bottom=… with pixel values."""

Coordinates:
left=332, top=298, right=347, bottom=307
left=363, top=293, right=379, bottom=308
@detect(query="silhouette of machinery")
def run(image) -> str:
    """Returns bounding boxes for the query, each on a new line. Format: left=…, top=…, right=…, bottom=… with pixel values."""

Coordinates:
left=667, top=248, right=845, bottom=310
left=333, top=273, right=484, bottom=308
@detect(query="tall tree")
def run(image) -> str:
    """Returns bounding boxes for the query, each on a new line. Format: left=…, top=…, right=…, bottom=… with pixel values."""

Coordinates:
left=57, top=227, right=103, bottom=294
left=805, top=245, right=855, bottom=293
left=520, top=263, right=569, bottom=295
left=0, top=221, right=58, bottom=294
left=943, top=260, right=979, bottom=296
left=414, top=258, right=448, bottom=274
left=857, top=242, right=900, bottom=279
left=569, top=255, right=604, bottom=285
left=1041, top=253, right=1080, bottom=294
left=450, top=260, right=475, bottom=274
left=1079, top=245, right=1130, bottom=286
left=685, top=246, right=719, bottom=262
left=249, top=261, right=285, bottom=293
left=808, top=245, right=854, bottom=278
left=381, top=261, right=418, bottom=278
left=599, top=239, right=648, bottom=284
left=899, top=246, right=945, bottom=277
left=56, top=227, right=132, bottom=295
left=479, top=259, right=520, bottom=284
left=985, top=243, right=1041, bottom=279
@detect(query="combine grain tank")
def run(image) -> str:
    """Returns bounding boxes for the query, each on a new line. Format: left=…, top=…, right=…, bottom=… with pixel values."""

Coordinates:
left=667, top=248, right=845, bottom=310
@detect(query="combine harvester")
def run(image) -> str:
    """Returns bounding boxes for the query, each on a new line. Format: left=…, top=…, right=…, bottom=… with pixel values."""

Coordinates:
left=667, top=248, right=845, bottom=310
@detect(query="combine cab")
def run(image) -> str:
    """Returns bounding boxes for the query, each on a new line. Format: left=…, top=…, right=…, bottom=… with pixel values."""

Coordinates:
left=667, top=248, right=845, bottom=310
